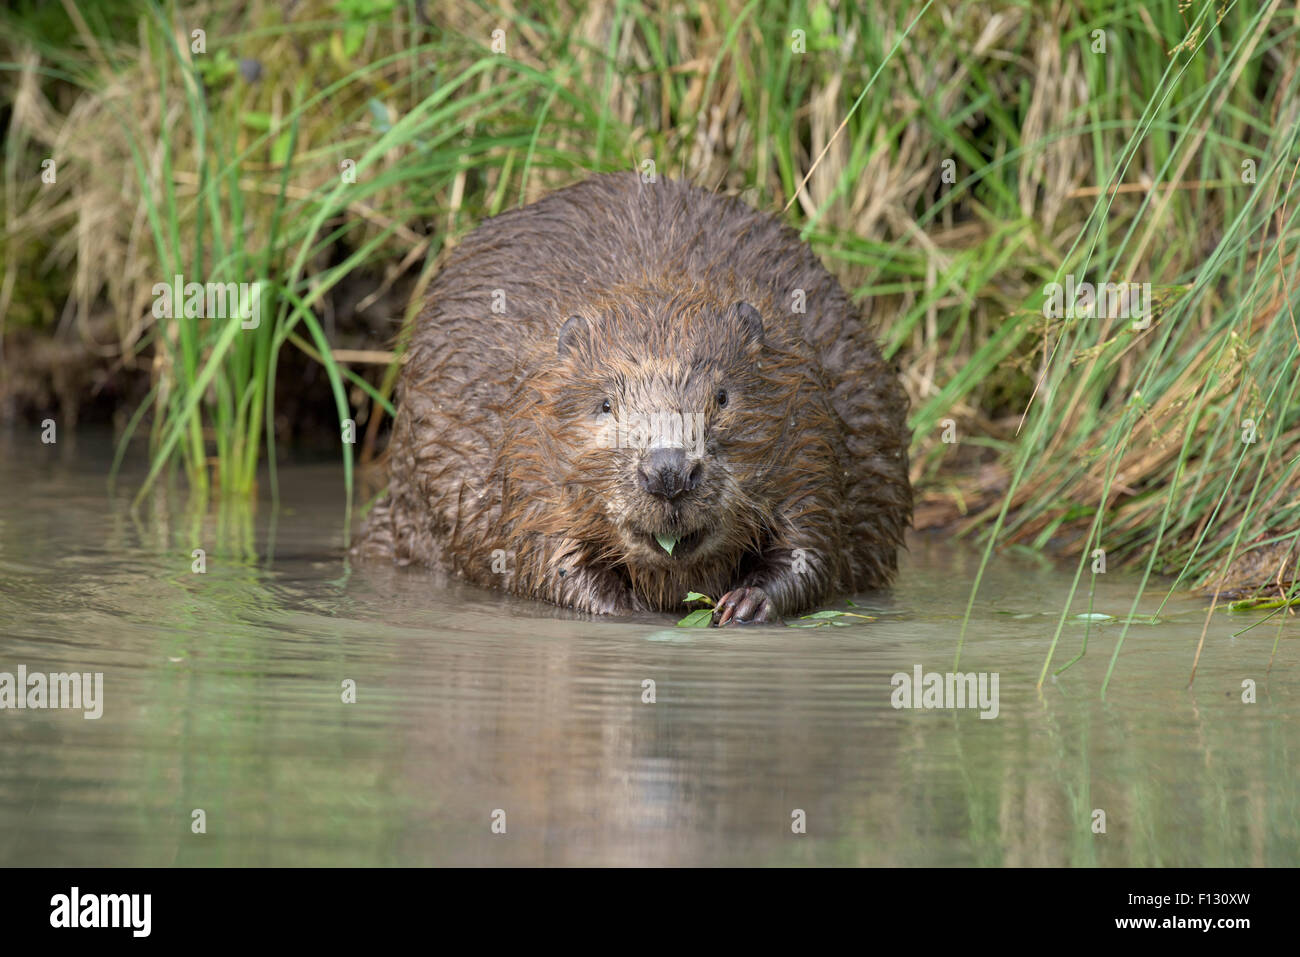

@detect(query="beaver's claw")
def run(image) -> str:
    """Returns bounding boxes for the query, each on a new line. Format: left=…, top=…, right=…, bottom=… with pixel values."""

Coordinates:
left=711, top=586, right=780, bottom=626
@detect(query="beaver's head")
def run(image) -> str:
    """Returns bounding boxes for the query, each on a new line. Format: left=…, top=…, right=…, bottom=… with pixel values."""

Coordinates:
left=549, top=290, right=792, bottom=573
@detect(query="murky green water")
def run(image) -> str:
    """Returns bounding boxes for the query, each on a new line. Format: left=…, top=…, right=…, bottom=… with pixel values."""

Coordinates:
left=1, top=429, right=1296, bottom=866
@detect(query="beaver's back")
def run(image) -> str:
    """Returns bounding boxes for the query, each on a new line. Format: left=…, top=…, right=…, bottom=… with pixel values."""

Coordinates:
left=418, top=172, right=855, bottom=358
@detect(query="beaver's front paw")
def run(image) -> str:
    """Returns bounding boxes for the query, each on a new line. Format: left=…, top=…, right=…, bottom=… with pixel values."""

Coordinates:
left=711, top=586, right=780, bottom=626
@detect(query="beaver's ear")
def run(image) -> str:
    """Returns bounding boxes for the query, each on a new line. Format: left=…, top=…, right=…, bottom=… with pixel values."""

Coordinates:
left=557, top=315, right=590, bottom=357
left=730, top=301, right=764, bottom=344
left=728, top=300, right=764, bottom=345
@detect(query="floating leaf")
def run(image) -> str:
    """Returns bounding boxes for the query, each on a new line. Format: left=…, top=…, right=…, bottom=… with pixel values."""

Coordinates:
left=675, top=608, right=713, bottom=628
left=1228, top=597, right=1298, bottom=611
left=799, top=609, right=877, bottom=622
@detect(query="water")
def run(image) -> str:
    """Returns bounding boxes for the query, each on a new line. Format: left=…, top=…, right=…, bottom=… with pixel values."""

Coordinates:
left=1, top=430, right=1297, bottom=866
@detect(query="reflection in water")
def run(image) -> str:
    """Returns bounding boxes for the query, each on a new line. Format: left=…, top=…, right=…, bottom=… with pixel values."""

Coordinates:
left=0, top=431, right=1296, bottom=865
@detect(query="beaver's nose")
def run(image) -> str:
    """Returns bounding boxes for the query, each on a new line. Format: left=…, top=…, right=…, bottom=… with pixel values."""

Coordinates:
left=638, top=448, right=703, bottom=500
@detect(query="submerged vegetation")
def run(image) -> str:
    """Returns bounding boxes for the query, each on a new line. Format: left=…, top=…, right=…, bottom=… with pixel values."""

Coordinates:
left=2, top=1, right=1298, bottom=641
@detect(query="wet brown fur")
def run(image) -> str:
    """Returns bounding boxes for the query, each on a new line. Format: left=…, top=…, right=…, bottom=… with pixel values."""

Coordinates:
left=355, top=173, right=912, bottom=617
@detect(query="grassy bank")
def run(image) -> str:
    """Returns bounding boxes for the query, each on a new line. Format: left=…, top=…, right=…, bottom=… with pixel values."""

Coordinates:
left=2, top=0, right=1298, bottom=630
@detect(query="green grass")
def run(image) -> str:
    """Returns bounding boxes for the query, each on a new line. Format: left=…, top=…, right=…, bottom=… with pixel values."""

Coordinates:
left=2, top=0, right=1298, bottom=684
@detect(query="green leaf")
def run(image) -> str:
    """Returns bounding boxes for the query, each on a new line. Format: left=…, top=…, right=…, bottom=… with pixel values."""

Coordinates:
left=675, top=608, right=713, bottom=628
left=271, top=131, right=293, bottom=167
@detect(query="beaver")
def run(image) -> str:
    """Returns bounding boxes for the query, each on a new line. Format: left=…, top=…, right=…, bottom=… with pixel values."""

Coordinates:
left=355, top=172, right=911, bottom=625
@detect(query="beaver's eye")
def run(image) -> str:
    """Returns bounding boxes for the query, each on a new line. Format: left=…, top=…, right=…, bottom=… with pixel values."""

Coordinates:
left=600, top=398, right=612, bottom=414
left=716, top=389, right=728, bottom=408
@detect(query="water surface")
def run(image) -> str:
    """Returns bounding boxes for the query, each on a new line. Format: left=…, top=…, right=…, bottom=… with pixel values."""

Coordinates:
left=1, top=430, right=1296, bottom=866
